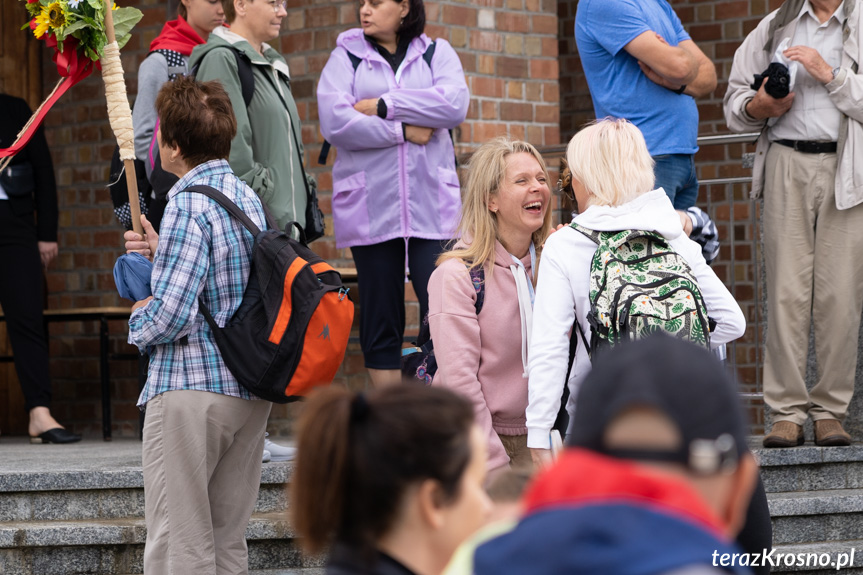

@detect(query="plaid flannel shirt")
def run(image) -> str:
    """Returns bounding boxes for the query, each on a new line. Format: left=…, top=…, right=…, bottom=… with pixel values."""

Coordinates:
left=130, top=160, right=267, bottom=407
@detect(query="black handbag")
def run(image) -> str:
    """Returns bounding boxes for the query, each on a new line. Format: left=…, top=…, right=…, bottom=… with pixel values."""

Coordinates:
left=288, top=123, right=325, bottom=243
left=303, top=173, right=325, bottom=243
left=0, top=163, right=35, bottom=198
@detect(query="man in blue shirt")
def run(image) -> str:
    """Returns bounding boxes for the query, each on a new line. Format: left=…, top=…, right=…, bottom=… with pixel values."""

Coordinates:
left=575, top=0, right=717, bottom=209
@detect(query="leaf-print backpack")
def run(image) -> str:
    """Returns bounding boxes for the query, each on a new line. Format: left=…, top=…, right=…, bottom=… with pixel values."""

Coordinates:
left=572, top=224, right=713, bottom=358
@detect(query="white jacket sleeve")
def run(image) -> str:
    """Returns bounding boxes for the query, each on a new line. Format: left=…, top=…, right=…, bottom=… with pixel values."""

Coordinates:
left=671, top=235, right=746, bottom=346
left=526, top=232, right=580, bottom=449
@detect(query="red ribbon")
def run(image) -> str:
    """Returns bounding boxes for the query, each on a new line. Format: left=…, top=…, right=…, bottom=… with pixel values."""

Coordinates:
left=0, top=29, right=100, bottom=159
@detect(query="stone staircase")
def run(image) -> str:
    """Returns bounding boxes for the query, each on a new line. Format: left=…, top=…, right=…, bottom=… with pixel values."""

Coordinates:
left=0, top=440, right=322, bottom=575
left=759, top=444, right=863, bottom=574
left=4, top=440, right=863, bottom=574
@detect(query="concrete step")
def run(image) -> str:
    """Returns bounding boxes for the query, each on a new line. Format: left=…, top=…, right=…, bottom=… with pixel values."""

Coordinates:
left=0, top=440, right=308, bottom=574
left=0, top=512, right=294, bottom=548
left=0, top=512, right=320, bottom=575
left=756, top=445, right=863, bottom=548
left=0, top=461, right=293, bottom=522
left=769, top=489, right=863, bottom=545
left=754, top=444, right=863, bottom=493
left=768, top=488, right=863, bottom=517
left=0, top=481, right=289, bottom=522
left=0, top=458, right=293, bottom=493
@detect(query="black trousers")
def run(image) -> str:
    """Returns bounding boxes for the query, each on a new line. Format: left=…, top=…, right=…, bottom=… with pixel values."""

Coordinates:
left=350, top=238, right=447, bottom=370
left=0, top=201, right=51, bottom=411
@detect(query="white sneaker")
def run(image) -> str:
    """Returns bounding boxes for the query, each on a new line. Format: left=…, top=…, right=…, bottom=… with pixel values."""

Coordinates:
left=264, top=433, right=296, bottom=462
left=262, top=449, right=272, bottom=463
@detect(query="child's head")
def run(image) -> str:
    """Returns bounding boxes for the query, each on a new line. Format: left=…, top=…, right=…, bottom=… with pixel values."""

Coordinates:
left=485, top=468, right=533, bottom=523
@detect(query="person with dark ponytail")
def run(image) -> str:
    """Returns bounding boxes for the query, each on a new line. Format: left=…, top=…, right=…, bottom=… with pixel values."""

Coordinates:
left=292, top=385, right=492, bottom=575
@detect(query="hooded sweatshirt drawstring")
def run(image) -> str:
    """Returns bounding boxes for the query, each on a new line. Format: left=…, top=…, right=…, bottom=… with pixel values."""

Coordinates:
left=509, top=242, right=536, bottom=378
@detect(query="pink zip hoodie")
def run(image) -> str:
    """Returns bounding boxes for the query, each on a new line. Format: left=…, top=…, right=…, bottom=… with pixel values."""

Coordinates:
left=428, top=240, right=533, bottom=471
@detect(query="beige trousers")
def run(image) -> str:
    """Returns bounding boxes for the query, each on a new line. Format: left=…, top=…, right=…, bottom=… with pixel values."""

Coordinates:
left=142, top=390, right=272, bottom=575
left=499, top=433, right=532, bottom=470
left=763, top=143, right=863, bottom=424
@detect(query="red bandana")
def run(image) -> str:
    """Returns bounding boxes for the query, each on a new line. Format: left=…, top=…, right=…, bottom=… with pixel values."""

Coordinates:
left=149, top=15, right=205, bottom=56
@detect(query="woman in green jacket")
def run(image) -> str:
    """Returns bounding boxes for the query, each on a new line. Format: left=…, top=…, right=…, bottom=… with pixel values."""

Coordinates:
left=190, top=0, right=307, bottom=231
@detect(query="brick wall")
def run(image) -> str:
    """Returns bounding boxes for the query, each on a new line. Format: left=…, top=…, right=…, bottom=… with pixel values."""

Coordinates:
left=11, top=0, right=561, bottom=438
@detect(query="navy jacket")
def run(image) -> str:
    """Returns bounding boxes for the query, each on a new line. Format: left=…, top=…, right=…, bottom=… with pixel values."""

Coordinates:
left=474, top=449, right=752, bottom=575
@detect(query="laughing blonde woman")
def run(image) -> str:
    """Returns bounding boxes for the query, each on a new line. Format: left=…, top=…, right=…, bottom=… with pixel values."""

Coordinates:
left=428, top=138, right=553, bottom=473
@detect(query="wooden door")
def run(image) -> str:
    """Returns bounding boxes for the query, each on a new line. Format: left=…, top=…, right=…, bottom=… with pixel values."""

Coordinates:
left=0, top=2, right=42, bottom=435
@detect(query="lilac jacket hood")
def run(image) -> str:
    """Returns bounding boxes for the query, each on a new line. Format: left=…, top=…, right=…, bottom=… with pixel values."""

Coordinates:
left=317, top=28, right=469, bottom=248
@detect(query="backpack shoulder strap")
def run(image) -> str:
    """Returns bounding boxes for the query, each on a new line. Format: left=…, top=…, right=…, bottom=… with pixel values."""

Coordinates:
left=230, top=48, right=255, bottom=108
left=150, top=48, right=187, bottom=80
left=192, top=46, right=255, bottom=108
left=570, top=222, right=600, bottom=245
left=416, top=40, right=458, bottom=168
left=467, top=264, right=485, bottom=315
left=319, top=50, right=364, bottom=165
left=346, top=50, right=362, bottom=71
left=422, top=41, right=436, bottom=69
left=183, top=184, right=261, bottom=236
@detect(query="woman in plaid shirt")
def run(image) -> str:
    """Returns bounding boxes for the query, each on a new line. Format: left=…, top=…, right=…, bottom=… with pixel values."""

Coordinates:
left=126, top=75, right=270, bottom=575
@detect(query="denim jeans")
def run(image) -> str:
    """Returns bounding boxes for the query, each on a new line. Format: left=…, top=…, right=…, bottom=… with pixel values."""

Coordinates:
left=652, top=153, right=699, bottom=209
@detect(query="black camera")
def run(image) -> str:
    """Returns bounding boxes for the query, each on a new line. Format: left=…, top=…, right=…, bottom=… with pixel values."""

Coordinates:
left=751, top=62, right=791, bottom=99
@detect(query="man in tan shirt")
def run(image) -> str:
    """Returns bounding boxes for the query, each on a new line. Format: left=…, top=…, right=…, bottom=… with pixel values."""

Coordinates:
left=725, top=0, right=863, bottom=447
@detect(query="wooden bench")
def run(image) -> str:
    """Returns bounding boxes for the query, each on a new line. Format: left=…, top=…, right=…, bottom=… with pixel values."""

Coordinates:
left=0, top=306, right=142, bottom=441
left=333, top=267, right=358, bottom=283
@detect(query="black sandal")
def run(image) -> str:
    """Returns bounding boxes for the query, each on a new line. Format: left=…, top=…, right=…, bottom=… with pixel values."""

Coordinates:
left=30, top=428, right=82, bottom=444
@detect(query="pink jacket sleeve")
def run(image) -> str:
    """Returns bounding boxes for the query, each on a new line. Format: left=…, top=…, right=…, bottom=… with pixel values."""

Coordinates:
left=317, top=47, right=405, bottom=151
left=428, top=260, right=510, bottom=472
left=380, top=39, right=469, bottom=130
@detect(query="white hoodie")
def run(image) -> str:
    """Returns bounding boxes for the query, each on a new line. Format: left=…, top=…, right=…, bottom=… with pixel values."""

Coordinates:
left=525, top=189, right=746, bottom=449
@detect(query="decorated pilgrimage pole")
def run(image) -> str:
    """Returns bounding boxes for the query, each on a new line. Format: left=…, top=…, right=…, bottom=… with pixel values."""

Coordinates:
left=100, top=0, right=141, bottom=234
left=1, top=0, right=143, bottom=230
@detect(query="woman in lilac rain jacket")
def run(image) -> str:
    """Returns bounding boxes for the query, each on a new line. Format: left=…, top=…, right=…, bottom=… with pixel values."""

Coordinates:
left=318, top=0, right=469, bottom=387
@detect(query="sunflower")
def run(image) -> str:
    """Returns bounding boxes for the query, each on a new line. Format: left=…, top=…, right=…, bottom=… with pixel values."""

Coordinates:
left=45, top=2, right=67, bottom=29
left=32, top=9, right=51, bottom=38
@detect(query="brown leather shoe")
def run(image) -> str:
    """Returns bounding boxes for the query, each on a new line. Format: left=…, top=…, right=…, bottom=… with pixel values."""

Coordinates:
left=763, top=421, right=804, bottom=448
left=814, top=419, right=852, bottom=447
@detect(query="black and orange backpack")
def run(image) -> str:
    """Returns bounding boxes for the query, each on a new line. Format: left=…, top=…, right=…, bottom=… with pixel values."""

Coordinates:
left=185, top=185, right=354, bottom=403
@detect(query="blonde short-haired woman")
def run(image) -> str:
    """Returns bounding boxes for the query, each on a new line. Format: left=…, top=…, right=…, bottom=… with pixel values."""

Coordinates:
left=427, top=138, right=553, bottom=473
left=525, top=118, right=745, bottom=465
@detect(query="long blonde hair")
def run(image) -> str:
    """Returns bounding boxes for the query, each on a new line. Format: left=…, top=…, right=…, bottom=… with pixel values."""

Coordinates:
left=438, top=137, right=553, bottom=271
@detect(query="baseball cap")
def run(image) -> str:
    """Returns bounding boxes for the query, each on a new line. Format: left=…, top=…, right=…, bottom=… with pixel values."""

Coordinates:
left=567, top=335, right=749, bottom=475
